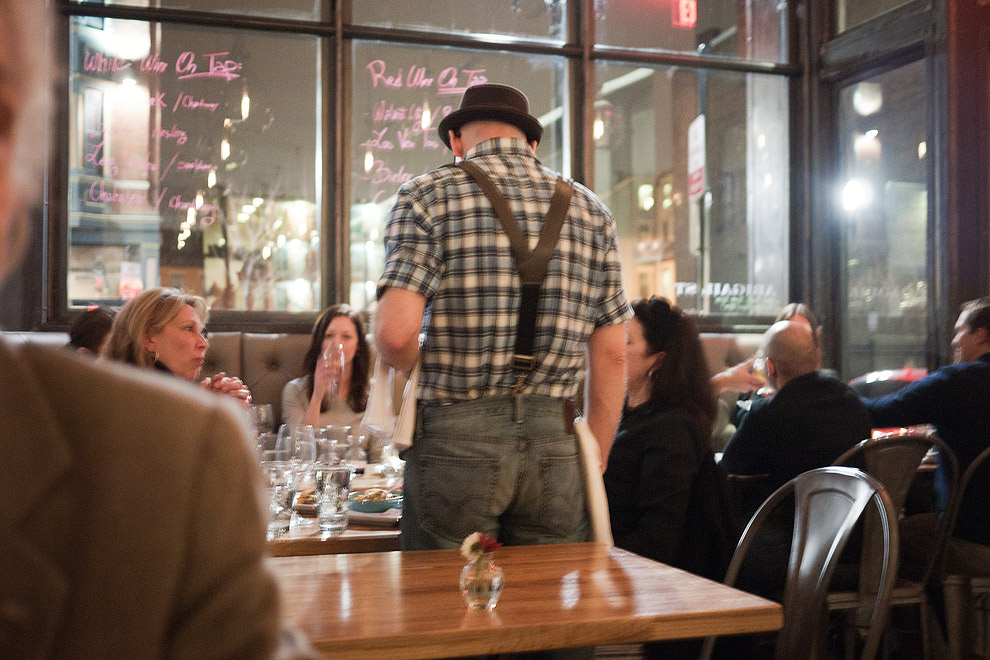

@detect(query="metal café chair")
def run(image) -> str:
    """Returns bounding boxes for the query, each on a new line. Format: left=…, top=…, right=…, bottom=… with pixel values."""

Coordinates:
left=828, top=432, right=959, bottom=660
left=941, top=444, right=990, bottom=660
left=700, top=466, right=899, bottom=660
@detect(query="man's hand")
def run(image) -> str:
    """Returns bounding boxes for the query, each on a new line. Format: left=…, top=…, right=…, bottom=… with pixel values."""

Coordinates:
left=712, top=357, right=764, bottom=394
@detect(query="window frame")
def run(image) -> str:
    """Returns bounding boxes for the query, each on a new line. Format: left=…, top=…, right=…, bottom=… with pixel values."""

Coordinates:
left=30, top=0, right=800, bottom=333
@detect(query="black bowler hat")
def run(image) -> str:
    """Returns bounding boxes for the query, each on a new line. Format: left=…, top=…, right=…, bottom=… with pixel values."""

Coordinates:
left=437, top=83, right=543, bottom=149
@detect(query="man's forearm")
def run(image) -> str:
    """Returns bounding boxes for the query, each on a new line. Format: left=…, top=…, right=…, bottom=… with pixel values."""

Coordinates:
left=374, top=287, right=426, bottom=371
left=584, top=323, right=627, bottom=469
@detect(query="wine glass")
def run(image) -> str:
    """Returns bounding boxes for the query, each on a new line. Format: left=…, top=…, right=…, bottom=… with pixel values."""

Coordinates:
left=277, top=424, right=317, bottom=527
left=251, top=404, right=275, bottom=436
left=750, top=355, right=774, bottom=398
left=324, top=342, right=346, bottom=399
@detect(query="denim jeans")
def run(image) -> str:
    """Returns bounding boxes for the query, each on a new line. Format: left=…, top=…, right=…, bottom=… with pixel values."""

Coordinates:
left=399, top=394, right=589, bottom=551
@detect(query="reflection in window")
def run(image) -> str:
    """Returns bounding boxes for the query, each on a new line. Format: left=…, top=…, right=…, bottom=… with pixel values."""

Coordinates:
left=595, top=0, right=786, bottom=64
left=352, top=0, right=567, bottom=42
left=595, top=63, right=788, bottom=318
left=348, top=42, right=567, bottom=311
left=834, top=0, right=911, bottom=35
left=840, top=61, right=928, bottom=379
left=67, top=18, right=321, bottom=311
left=69, top=0, right=319, bottom=21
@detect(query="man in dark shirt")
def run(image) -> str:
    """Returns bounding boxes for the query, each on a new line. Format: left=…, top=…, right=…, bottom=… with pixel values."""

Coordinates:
left=862, top=297, right=990, bottom=575
left=721, top=320, right=873, bottom=518
left=720, top=320, right=872, bottom=600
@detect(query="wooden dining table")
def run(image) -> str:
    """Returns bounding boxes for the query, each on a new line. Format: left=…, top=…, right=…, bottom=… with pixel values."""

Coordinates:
left=266, top=471, right=402, bottom=557
left=267, top=519, right=400, bottom=556
left=270, top=541, right=782, bottom=659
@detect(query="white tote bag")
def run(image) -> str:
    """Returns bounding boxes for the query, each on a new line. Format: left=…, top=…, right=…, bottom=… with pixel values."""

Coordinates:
left=574, top=416, right=614, bottom=545
left=361, top=358, right=420, bottom=450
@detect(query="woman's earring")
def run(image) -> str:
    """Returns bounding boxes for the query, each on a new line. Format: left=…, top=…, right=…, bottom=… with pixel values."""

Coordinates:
left=154, top=349, right=160, bottom=363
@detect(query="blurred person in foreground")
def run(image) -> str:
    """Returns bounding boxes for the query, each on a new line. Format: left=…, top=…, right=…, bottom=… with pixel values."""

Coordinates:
left=104, top=286, right=253, bottom=409
left=375, top=83, right=630, bottom=556
left=0, top=2, right=314, bottom=657
left=281, top=304, right=371, bottom=428
left=861, top=297, right=990, bottom=577
left=604, top=298, right=737, bottom=660
left=66, top=306, right=115, bottom=356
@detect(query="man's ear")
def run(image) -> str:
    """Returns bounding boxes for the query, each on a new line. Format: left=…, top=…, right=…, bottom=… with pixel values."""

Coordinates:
left=450, top=130, right=465, bottom=159
left=976, top=326, right=990, bottom=347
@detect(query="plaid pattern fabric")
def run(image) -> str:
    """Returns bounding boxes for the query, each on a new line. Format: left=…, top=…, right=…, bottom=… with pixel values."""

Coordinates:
left=378, top=138, right=631, bottom=406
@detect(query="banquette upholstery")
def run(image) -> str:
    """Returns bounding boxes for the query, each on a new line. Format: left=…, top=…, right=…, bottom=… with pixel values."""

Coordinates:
left=2, top=330, right=761, bottom=426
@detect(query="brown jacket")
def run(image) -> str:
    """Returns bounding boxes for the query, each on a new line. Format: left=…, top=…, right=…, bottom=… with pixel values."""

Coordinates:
left=0, top=339, right=282, bottom=660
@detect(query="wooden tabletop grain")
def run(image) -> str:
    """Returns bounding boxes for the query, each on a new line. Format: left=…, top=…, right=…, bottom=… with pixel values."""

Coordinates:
left=270, top=541, right=781, bottom=659
left=267, top=524, right=400, bottom=556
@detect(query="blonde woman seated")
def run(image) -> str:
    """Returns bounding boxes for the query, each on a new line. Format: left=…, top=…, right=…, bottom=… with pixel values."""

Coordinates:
left=281, top=304, right=370, bottom=428
left=104, top=287, right=252, bottom=408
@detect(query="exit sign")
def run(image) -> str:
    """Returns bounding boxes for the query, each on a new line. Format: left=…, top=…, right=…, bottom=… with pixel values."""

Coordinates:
left=672, top=0, right=697, bottom=28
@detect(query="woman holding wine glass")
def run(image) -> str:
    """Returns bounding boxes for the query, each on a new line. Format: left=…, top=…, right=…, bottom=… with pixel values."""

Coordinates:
left=281, top=304, right=371, bottom=429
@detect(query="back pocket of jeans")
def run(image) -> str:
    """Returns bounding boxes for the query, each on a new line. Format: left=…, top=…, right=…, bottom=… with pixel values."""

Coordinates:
left=540, top=452, right=586, bottom=538
left=417, top=454, right=502, bottom=544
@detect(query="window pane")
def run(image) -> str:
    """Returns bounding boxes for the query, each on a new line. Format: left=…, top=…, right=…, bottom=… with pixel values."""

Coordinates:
left=595, top=0, right=786, bottom=63
left=351, top=0, right=567, bottom=42
left=70, top=0, right=319, bottom=21
left=348, top=41, right=567, bottom=311
left=839, top=61, right=928, bottom=379
left=835, top=0, right=911, bottom=34
left=595, top=63, right=789, bottom=317
left=68, top=17, right=321, bottom=311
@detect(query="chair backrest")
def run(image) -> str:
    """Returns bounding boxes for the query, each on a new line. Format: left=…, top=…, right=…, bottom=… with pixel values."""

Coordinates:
left=942, top=443, right=990, bottom=548
left=707, top=467, right=899, bottom=660
left=833, top=432, right=959, bottom=585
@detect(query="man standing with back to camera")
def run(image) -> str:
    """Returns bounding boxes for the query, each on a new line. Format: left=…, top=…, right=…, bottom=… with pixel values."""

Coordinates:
left=374, top=84, right=630, bottom=558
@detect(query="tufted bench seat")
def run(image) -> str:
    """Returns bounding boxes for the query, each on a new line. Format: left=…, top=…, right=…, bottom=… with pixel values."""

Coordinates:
left=3, top=330, right=763, bottom=427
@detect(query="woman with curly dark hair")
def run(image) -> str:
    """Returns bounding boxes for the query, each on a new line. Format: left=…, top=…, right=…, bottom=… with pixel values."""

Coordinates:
left=603, top=297, right=736, bottom=660
left=281, top=304, right=371, bottom=428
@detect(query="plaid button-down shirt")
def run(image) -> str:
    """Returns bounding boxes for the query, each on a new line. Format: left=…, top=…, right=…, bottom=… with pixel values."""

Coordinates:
left=378, top=138, right=631, bottom=406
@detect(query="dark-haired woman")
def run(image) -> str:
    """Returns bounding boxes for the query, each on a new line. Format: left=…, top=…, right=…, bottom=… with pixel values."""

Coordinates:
left=281, top=304, right=371, bottom=428
left=67, top=306, right=116, bottom=356
left=604, top=297, right=736, bottom=660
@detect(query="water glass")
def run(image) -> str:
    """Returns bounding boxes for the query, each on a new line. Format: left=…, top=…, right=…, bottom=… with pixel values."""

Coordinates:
left=278, top=424, right=317, bottom=527
left=318, top=425, right=351, bottom=464
left=316, top=465, right=352, bottom=535
left=261, top=460, right=297, bottom=537
left=251, top=404, right=275, bottom=435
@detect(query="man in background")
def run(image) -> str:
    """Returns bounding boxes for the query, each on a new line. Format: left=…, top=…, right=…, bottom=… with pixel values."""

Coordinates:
left=721, top=319, right=872, bottom=518
left=374, top=83, right=629, bottom=554
left=862, top=297, right=990, bottom=575
left=0, top=3, right=313, bottom=657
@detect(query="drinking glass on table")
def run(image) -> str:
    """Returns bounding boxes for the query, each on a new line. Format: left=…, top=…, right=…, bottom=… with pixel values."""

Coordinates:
left=260, top=454, right=297, bottom=539
left=277, top=424, right=317, bottom=527
left=250, top=404, right=275, bottom=436
left=328, top=425, right=354, bottom=464
left=315, top=464, right=352, bottom=535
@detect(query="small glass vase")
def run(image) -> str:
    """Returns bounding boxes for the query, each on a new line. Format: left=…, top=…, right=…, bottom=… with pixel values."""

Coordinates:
left=459, top=553, right=504, bottom=610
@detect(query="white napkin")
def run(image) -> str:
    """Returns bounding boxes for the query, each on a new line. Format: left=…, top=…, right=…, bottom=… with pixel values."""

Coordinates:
left=361, top=358, right=419, bottom=450
left=574, top=416, right=613, bottom=545
left=392, top=361, right=419, bottom=449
